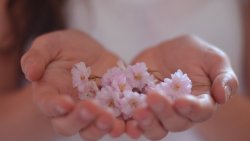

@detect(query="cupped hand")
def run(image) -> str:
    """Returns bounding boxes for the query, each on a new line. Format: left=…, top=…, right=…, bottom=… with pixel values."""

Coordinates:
left=126, top=35, right=238, bottom=140
left=21, top=30, right=124, bottom=140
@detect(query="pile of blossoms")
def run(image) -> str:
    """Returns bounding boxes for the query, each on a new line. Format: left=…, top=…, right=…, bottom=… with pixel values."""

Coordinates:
left=71, top=61, right=192, bottom=120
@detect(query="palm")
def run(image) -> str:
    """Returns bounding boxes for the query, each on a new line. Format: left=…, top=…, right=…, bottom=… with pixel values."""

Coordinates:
left=30, top=30, right=119, bottom=101
left=125, top=36, right=238, bottom=140
left=22, top=30, right=125, bottom=140
left=133, top=36, right=226, bottom=96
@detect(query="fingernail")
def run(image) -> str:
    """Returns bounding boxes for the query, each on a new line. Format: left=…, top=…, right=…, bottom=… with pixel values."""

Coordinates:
left=79, top=108, right=94, bottom=121
left=96, top=119, right=111, bottom=131
left=178, top=106, right=192, bottom=115
left=224, top=86, right=232, bottom=102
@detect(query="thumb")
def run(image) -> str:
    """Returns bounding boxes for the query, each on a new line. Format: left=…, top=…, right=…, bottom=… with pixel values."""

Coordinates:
left=211, top=70, right=238, bottom=104
left=205, top=50, right=239, bottom=104
left=21, top=35, right=60, bottom=81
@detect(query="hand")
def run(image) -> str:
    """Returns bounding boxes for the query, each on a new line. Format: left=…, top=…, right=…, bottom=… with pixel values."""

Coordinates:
left=126, top=35, right=238, bottom=140
left=21, top=30, right=124, bottom=140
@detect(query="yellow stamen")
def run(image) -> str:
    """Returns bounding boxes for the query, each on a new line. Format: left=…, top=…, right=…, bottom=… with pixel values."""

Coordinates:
left=119, top=84, right=126, bottom=92
left=80, top=75, right=85, bottom=80
left=129, top=100, right=137, bottom=108
left=173, top=84, right=180, bottom=91
left=135, top=74, right=142, bottom=80
left=108, top=100, right=115, bottom=108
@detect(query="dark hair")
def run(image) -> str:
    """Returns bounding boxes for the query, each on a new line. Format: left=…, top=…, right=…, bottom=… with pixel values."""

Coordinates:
left=6, top=0, right=66, bottom=54
left=2, top=0, right=66, bottom=87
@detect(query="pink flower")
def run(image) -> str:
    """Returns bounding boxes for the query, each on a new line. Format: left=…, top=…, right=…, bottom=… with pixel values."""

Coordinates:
left=78, top=80, right=99, bottom=100
left=96, top=86, right=121, bottom=117
left=153, top=82, right=167, bottom=95
left=71, top=61, right=193, bottom=120
left=157, top=69, right=192, bottom=99
left=71, top=62, right=91, bottom=89
left=102, top=64, right=132, bottom=94
left=101, top=67, right=124, bottom=86
left=127, top=62, right=156, bottom=92
left=120, top=91, right=147, bottom=120
left=111, top=74, right=132, bottom=94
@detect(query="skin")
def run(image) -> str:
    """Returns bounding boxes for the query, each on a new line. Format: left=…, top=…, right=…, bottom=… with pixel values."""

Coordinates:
left=0, top=85, right=56, bottom=141
left=22, top=33, right=238, bottom=141
left=126, top=35, right=238, bottom=140
left=21, top=30, right=125, bottom=141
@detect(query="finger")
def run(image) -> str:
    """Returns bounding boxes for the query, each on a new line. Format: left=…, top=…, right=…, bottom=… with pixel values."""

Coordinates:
left=33, top=83, right=74, bottom=117
left=79, top=110, right=114, bottom=141
left=204, top=49, right=239, bottom=104
left=133, top=108, right=168, bottom=140
left=174, top=94, right=216, bottom=122
left=211, top=71, right=238, bottom=104
left=51, top=100, right=101, bottom=136
left=147, top=93, right=193, bottom=132
left=110, top=118, right=125, bottom=138
left=125, top=120, right=142, bottom=139
left=21, top=35, right=60, bottom=81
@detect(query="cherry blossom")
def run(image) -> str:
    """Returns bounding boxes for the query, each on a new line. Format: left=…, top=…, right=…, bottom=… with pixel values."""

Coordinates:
left=96, top=86, right=121, bottom=117
left=127, top=62, right=156, bottom=92
left=71, top=62, right=91, bottom=90
left=156, top=69, right=192, bottom=99
left=71, top=61, right=192, bottom=120
left=120, top=91, right=146, bottom=119
left=78, top=80, right=99, bottom=100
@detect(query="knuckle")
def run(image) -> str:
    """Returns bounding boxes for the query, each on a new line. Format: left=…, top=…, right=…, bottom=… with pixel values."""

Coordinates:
left=206, top=46, right=229, bottom=63
left=214, top=51, right=228, bottom=63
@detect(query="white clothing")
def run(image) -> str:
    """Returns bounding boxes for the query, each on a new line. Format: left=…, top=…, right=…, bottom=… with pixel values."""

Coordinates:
left=59, top=0, right=243, bottom=140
